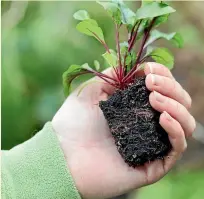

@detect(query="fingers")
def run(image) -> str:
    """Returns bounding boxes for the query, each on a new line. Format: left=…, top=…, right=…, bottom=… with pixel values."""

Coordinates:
left=149, top=91, right=196, bottom=138
left=144, top=62, right=195, bottom=173
left=144, top=62, right=174, bottom=79
left=159, top=112, right=187, bottom=172
left=160, top=112, right=187, bottom=153
left=146, top=74, right=192, bottom=109
left=144, top=62, right=195, bottom=137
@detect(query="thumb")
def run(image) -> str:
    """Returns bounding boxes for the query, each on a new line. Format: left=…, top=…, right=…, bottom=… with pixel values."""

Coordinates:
left=71, top=67, right=117, bottom=99
left=98, top=67, right=118, bottom=96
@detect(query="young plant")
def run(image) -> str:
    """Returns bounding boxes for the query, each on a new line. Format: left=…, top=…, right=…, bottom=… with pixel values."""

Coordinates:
left=63, top=0, right=183, bottom=167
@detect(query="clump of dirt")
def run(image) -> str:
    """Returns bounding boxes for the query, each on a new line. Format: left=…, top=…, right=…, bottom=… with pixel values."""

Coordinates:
left=99, top=76, right=172, bottom=167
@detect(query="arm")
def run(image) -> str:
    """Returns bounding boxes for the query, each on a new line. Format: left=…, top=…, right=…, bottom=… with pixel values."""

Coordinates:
left=1, top=122, right=81, bottom=199
left=1, top=63, right=195, bottom=199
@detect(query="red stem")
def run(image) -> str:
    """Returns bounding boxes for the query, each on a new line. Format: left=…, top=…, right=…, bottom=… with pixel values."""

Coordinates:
left=88, top=28, right=121, bottom=81
left=123, top=18, right=156, bottom=83
left=115, top=24, right=123, bottom=80
left=136, top=18, right=156, bottom=65
left=128, top=21, right=137, bottom=44
left=97, top=75, right=119, bottom=88
left=72, top=70, right=118, bottom=89
left=91, top=70, right=117, bottom=82
left=138, top=56, right=149, bottom=65
left=126, top=62, right=146, bottom=82
left=128, top=20, right=142, bottom=52
left=124, top=55, right=153, bottom=80
left=88, top=70, right=119, bottom=88
left=88, top=29, right=111, bottom=53
left=123, top=52, right=127, bottom=75
left=123, top=21, right=141, bottom=77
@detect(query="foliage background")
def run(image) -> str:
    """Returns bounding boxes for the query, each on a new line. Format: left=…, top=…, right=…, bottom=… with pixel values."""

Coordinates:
left=1, top=1, right=204, bottom=199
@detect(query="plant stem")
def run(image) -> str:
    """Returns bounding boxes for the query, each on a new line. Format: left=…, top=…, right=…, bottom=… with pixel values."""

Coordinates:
left=88, top=29, right=111, bottom=53
left=123, top=52, right=128, bottom=75
left=97, top=75, right=119, bottom=88
left=124, top=55, right=154, bottom=80
left=136, top=18, right=156, bottom=65
left=125, top=64, right=145, bottom=83
left=88, top=28, right=121, bottom=81
left=138, top=18, right=156, bottom=62
left=103, top=42, right=111, bottom=54
left=83, top=70, right=119, bottom=88
left=128, top=22, right=137, bottom=44
left=123, top=21, right=141, bottom=77
left=123, top=18, right=156, bottom=83
left=92, top=70, right=118, bottom=82
left=138, top=55, right=150, bottom=65
left=128, top=20, right=142, bottom=52
left=137, top=54, right=164, bottom=65
left=115, top=24, right=123, bottom=80
left=112, top=67, right=120, bottom=80
left=123, top=21, right=141, bottom=76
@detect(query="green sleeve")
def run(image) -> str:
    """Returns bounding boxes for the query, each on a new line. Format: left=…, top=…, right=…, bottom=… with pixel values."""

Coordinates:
left=1, top=122, right=81, bottom=199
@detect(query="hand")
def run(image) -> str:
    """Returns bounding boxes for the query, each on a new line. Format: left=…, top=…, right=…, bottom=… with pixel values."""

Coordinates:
left=52, top=62, right=196, bottom=199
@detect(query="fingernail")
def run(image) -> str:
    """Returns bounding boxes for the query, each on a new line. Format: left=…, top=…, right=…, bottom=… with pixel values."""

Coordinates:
left=191, top=116, right=196, bottom=132
left=164, top=111, right=172, bottom=121
left=154, top=91, right=166, bottom=103
left=147, top=63, right=154, bottom=73
left=184, top=139, right=187, bottom=149
left=150, top=74, right=156, bottom=84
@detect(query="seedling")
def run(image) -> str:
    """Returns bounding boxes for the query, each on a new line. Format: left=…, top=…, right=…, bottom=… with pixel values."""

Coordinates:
left=63, top=0, right=183, bottom=167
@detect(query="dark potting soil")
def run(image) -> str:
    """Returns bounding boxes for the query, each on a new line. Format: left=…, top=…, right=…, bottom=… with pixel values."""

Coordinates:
left=99, top=76, right=172, bottom=167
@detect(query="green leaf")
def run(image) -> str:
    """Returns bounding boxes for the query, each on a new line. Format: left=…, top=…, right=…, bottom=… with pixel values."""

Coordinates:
left=76, top=19, right=105, bottom=42
left=73, top=10, right=90, bottom=21
left=120, top=41, right=128, bottom=55
left=144, top=30, right=184, bottom=48
left=147, top=47, right=174, bottom=69
left=98, top=0, right=136, bottom=26
left=142, top=0, right=154, bottom=7
left=122, top=52, right=137, bottom=73
left=113, top=0, right=136, bottom=25
left=81, top=63, right=94, bottom=71
left=119, top=41, right=137, bottom=68
left=97, top=1, right=122, bottom=24
left=171, top=32, right=184, bottom=48
left=119, top=42, right=135, bottom=66
left=145, top=46, right=154, bottom=55
left=153, top=14, right=169, bottom=27
left=135, top=2, right=176, bottom=20
left=62, top=65, right=89, bottom=96
left=125, top=53, right=136, bottom=66
left=102, top=49, right=118, bottom=67
left=136, top=19, right=151, bottom=40
left=94, top=60, right=100, bottom=71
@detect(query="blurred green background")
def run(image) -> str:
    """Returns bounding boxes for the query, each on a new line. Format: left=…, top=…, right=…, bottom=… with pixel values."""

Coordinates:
left=1, top=1, right=204, bottom=199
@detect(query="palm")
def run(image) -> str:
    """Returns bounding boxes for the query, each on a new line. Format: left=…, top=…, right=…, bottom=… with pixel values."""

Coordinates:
left=53, top=79, right=166, bottom=198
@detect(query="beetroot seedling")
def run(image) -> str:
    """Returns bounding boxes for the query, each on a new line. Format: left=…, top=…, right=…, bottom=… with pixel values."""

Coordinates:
left=63, top=0, right=183, bottom=167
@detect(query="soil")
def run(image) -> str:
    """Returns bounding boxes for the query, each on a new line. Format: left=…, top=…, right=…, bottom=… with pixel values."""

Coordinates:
left=99, top=76, right=172, bottom=167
